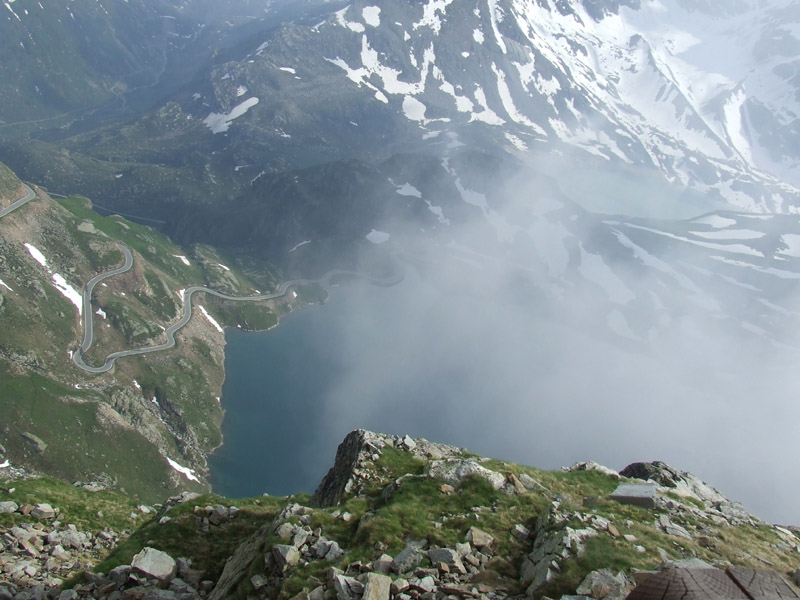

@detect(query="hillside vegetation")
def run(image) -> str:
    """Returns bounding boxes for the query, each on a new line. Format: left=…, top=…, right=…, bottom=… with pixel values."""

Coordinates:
left=2, top=430, right=799, bottom=599
left=0, top=163, right=317, bottom=502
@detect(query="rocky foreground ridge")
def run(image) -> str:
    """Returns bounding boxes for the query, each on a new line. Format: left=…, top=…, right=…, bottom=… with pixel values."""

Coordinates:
left=2, top=430, right=800, bottom=599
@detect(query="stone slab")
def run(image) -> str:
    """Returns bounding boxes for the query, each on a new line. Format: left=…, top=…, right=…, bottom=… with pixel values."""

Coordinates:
left=610, top=483, right=657, bottom=508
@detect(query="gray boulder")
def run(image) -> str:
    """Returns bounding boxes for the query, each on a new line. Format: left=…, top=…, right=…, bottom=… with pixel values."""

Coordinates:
left=131, top=547, right=177, bottom=581
left=391, top=545, right=424, bottom=574
left=0, top=501, right=17, bottom=514
left=362, top=573, right=391, bottom=600
left=428, top=459, right=506, bottom=490
left=273, top=545, right=300, bottom=572
left=31, top=503, right=55, bottom=519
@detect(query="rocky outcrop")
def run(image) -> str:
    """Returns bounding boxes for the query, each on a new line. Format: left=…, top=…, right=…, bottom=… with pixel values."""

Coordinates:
left=621, top=461, right=756, bottom=525
left=311, top=430, right=463, bottom=507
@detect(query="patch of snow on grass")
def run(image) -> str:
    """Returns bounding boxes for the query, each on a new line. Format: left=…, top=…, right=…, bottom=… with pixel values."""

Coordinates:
left=363, top=6, right=380, bottom=27
left=367, top=230, right=391, bottom=244
left=0, top=460, right=9, bottom=469
left=204, top=97, right=260, bottom=134
left=167, top=458, right=200, bottom=483
left=24, top=243, right=48, bottom=268
left=51, top=274, right=83, bottom=315
left=173, top=254, right=191, bottom=266
left=0, top=279, right=12, bottom=292
left=473, top=29, right=484, bottom=43
left=334, top=6, right=365, bottom=32
left=505, top=133, right=528, bottom=151
left=236, top=85, right=248, bottom=97
left=198, top=305, right=224, bottom=334
left=96, top=307, right=107, bottom=319
left=217, top=263, right=230, bottom=271
left=279, top=67, right=296, bottom=74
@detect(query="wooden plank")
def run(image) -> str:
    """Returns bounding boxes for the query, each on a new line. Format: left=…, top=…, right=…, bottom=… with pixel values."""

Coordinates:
left=626, top=569, right=749, bottom=600
left=727, top=568, right=800, bottom=600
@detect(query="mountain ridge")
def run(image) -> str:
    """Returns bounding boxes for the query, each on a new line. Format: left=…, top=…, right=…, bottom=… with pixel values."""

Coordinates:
left=3, top=428, right=800, bottom=599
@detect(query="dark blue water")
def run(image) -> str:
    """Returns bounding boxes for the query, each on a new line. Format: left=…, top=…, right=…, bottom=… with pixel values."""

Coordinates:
left=208, top=280, right=413, bottom=498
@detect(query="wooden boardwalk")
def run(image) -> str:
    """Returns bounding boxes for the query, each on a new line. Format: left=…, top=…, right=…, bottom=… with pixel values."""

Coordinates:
left=626, top=568, right=800, bottom=600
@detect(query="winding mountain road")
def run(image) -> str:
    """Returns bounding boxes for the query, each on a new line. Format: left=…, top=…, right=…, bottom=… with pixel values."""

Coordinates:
left=0, top=183, right=35, bottom=218
left=0, top=185, right=401, bottom=374
left=72, top=244, right=403, bottom=374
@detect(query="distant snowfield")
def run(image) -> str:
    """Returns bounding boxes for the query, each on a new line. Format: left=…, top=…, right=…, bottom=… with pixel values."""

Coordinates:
left=204, top=97, right=260, bottom=134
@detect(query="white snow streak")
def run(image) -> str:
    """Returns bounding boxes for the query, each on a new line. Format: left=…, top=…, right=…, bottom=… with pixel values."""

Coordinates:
left=167, top=458, right=200, bottom=483
left=204, top=97, right=260, bottom=134
left=198, top=305, right=224, bottom=334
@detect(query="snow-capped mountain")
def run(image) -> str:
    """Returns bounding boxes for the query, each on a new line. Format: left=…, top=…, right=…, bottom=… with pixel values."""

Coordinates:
left=3, top=0, right=800, bottom=351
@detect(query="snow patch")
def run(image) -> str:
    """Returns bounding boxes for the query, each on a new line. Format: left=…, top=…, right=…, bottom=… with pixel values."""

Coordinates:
left=396, top=183, right=422, bottom=198
left=51, top=274, right=83, bottom=316
left=235, top=85, right=248, bottom=97
left=403, top=96, right=427, bottom=122
left=362, top=6, right=380, bottom=27
left=96, top=307, right=107, bottom=319
left=204, top=97, right=260, bottom=134
left=198, top=305, right=224, bottom=334
left=0, top=278, right=12, bottom=292
left=279, top=67, right=296, bottom=74
left=690, top=229, right=765, bottom=240
left=217, top=263, right=230, bottom=271
left=173, top=254, right=191, bottom=266
left=779, top=234, right=800, bottom=258
left=24, top=243, right=48, bottom=268
left=167, top=458, right=200, bottom=483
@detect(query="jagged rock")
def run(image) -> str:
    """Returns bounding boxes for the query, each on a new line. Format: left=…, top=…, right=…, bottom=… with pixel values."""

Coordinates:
left=20, top=432, right=47, bottom=454
left=362, top=572, right=391, bottom=600
left=251, top=574, right=269, bottom=591
left=208, top=526, right=270, bottom=600
left=576, top=569, right=629, bottom=599
left=428, top=548, right=466, bottom=574
left=657, top=515, right=692, bottom=540
left=371, top=554, right=393, bottom=574
left=273, top=545, right=301, bottom=572
left=466, top=527, right=494, bottom=550
left=0, top=501, right=18, bottom=513
left=391, top=545, right=424, bottom=574
left=110, top=564, right=132, bottom=587
left=620, top=462, right=727, bottom=507
left=391, top=578, right=409, bottom=594
left=57, top=590, right=79, bottom=600
left=313, top=430, right=385, bottom=507
left=131, top=547, right=177, bottom=582
left=512, top=524, right=531, bottom=541
left=30, top=504, right=55, bottom=520
left=428, top=460, right=505, bottom=490
left=325, top=541, right=344, bottom=561
left=276, top=522, right=294, bottom=540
